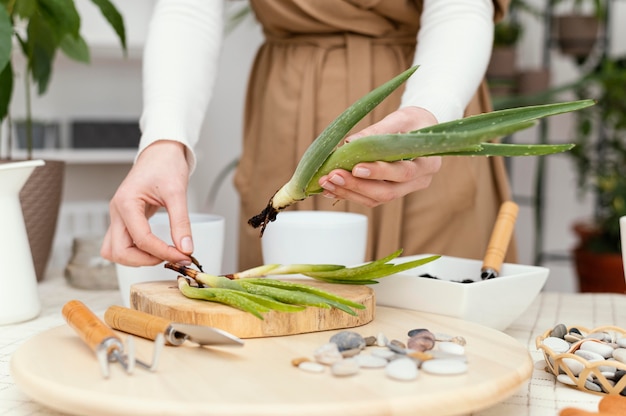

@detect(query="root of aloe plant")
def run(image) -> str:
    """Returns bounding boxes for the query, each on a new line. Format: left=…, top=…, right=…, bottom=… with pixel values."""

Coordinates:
left=165, top=250, right=439, bottom=319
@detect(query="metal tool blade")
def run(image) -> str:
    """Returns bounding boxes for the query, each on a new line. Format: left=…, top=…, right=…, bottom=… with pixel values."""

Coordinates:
left=169, top=323, right=244, bottom=346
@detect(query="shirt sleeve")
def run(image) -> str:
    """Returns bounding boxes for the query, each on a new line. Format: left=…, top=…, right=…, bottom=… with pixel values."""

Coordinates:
left=399, top=0, right=496, bottom=123
left=137, top=0, right=224, bottom=173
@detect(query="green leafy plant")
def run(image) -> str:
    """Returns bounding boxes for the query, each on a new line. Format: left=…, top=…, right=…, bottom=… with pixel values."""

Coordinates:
left=166, top=250, right=439, bottom=319
left=0, top=0, right=126, bottom=158
left=568, top=56, right=626, bottom=253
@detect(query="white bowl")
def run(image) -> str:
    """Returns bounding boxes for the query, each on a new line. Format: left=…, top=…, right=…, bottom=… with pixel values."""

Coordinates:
left=372, top=254, right=549, bottom=331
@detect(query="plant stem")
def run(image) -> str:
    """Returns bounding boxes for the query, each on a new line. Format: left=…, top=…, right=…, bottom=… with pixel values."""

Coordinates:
left=24, top=65, right=32, bottom=160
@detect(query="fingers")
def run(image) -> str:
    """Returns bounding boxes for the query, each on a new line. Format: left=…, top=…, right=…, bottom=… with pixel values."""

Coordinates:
left=318, top=157, right=442, bottom=207
left=100, top=140, right=193, bottom=266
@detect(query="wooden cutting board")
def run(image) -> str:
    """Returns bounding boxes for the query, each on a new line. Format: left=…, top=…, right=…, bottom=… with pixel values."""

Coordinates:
left=130, top=279, right=375, bottom=338
left=11, top=307, right=533, bottom=416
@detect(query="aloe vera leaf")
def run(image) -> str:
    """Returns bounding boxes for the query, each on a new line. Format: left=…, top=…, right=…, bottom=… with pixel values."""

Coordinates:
left=236, top=281, right=333, bottom=309
left=245, top=278, right=366, bottom=310
left=178, top=279, right=268, bottom=319
left=302, top=249, right=404, bottom=279
left=249, top=66, right=420, bottom=231
left=422, top=99, right=594, bottom=133
left=306, top=99, right=595, bottom=192
left=306, top=278, right=381, bottom=285
left=286, top=65, right=419, bottom=200
left=233, top=264, right=345, bottom=279
left=438, top=142, right=574, bottom=157
left=306, top=255, right=440, bottom=284
left=223, top=291, right=307, bottom=313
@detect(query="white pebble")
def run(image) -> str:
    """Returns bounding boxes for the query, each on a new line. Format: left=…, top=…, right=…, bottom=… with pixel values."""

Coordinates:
left=617, top=338, right=626, bottom=348
left=562, top=357, right=585, bottom=376
left=371, top=348, right=396, bottom=360
left=557, top=374, right=577, bottom=386
left=331, top=358, right=359, bottom=377
left=542, top=336, right=570, bottom=353
left=437, top=341, right=465, bottom=355
left=385, top=357, right=418, bottom=381
left=376, top=332, right=388, bottom=347
left=575, top=349, right=604, bottom=362
left=314, top=342, right=343, bottom=365
left=580, top=340, right=614, bottom=359
left=421, top=359, right=468, bottom=375
left=298, top=361, right=325, bottom=373
left=613, top=348, right=626, bottom=363
left=355, top=354, right=388, bottom=368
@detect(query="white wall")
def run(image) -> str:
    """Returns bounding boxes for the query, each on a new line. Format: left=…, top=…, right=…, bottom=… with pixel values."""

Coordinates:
left=4, top=1, right=626, bottom=288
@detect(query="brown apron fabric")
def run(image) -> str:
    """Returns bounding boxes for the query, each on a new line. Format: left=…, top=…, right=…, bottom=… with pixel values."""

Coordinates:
left=234, top=0, right=517, bottom=269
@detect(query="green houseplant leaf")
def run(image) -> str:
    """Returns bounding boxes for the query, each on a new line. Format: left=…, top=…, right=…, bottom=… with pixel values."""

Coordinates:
left=0, top=0, right=127, bottom=159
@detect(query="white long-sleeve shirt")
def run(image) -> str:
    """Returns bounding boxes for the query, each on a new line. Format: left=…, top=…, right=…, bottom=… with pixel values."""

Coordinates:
left=138, top=0, right=495, bottom=173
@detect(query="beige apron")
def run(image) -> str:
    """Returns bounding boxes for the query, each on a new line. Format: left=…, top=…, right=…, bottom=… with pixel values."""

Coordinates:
left=234, top=0, right=517, bottom=269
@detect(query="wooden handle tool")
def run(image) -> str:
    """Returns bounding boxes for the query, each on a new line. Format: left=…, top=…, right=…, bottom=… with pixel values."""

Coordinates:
left=105, top=305, right=244, bottom=347
left=62, top=300, right=128, bottom=378
left=63, top=300, right=164, bottom=378
left=481, top=201, right=519, bottom=280
left=105, top=305, right=184, bottom=346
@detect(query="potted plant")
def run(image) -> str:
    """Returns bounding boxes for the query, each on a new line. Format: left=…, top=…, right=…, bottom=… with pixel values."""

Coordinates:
left=550, top=0, right=604, bottom=62
left=568, top=55, right=626, bottom=293
left=0, top=0, right=126, bottom=281
left=487, top=0, right=542, bottom=97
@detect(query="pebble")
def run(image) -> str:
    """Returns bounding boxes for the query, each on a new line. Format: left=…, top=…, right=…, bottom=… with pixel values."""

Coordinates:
left=562, top=357, right=585, bottom=376
left=364, top=336, right=377, bottom=347
left=542, top=336, right=570, bottom=353
left=542, top=323, right=626, bottom=393
left=433, top=333, right=468, bottom=346
left=371, top=348, right=396, bottom=360
left=437, top=341, right=465, bottom=356
left=613, top=348, right=626, bottom=363
left=385, top=357, right=418, bottom=381
left=575, top=349, right=605, bottom=362
left=551, top=323, right=568, bottom=339
left=330, top=331, right=366, bottom=352
left=355, top=354, right=388, bottom=369
left=376, top=332, right=388, bottom=347
left=422, top=359, right=468, bottom=375
left=299, top=361, right=325, bottom=373
left=331, top=358, right=360, bottom=377
left=297, top=327, right=470, bottom=383
left=314, top=343, right=343, bottom=365
left=407, top=330, right=435, bottom=352
left=580, top=340, right=615, bottom=359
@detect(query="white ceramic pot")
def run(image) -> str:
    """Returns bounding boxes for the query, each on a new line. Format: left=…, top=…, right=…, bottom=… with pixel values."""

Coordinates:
left=0, top=160, right=45, bottom=325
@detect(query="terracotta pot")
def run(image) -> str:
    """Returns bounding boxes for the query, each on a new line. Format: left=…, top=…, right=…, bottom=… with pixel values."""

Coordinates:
left=552, top=15, right=601, bottom=59
left=572, top=221, right=626, bottom=294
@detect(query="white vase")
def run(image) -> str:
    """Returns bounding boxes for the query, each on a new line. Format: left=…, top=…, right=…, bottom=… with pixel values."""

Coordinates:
left=0, top=160, right=45, bottom=325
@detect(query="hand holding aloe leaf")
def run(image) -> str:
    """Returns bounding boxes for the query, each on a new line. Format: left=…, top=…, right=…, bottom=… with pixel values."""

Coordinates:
left=248, top=65, right=595, bottom=234
left=166, top=250, right=438, bottom=319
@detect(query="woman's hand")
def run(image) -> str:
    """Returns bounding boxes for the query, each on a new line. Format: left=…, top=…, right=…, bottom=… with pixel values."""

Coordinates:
left=318, top=106, right=442, bottom=207
left=101, top=141, right=194, bottom=266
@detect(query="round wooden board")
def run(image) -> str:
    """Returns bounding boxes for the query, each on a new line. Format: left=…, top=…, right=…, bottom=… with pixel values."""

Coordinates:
left=130, top=280, right=375, bottom=338
left=11, top=307, right=533, bottom=416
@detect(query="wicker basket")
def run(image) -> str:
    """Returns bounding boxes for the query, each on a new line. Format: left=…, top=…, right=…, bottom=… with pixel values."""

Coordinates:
left=536, top=325, right=626, bottom=396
